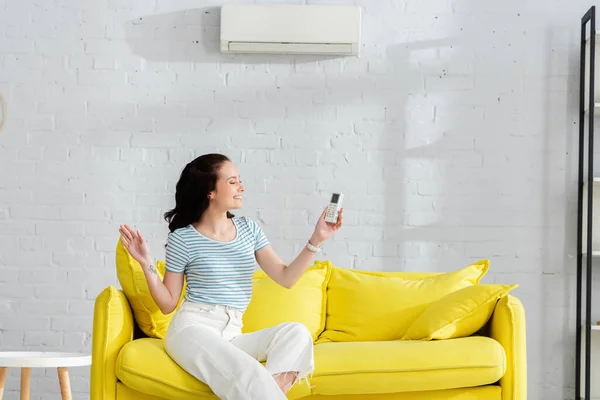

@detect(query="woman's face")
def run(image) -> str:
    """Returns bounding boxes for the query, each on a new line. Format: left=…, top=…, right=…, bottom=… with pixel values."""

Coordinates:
left=211, top=161, right=244, bottom=210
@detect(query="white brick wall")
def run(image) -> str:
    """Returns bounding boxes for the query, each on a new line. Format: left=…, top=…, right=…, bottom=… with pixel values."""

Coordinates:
left=0, top=0, right=588, bottom=398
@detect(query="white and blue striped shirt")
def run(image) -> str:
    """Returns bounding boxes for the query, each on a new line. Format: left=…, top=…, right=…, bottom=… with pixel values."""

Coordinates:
left=165, top=216, right=270, bottom=312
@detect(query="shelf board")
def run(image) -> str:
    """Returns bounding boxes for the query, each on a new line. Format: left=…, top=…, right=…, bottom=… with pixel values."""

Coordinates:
left=586, top=30, right=600, bottom=42
left=583, top=177, right=600, bottom=184
left=582, top=252, right=600, bottom=257
left=584, top=103, right=600, bottom=114
left=581, top=325, right=600, bottom=331
left=580, top=325, right=600, bottom=330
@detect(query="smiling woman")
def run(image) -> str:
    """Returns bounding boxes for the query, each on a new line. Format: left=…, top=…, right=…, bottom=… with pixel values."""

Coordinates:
left=163, top=153, right=239, bottom=233
left=118, top=152, right=344, bottom=399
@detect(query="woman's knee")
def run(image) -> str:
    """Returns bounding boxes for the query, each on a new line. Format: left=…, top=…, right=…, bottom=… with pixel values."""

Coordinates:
left=281, top=321, right=309, bottom=333
left=279, top=322, right=312, bottom=343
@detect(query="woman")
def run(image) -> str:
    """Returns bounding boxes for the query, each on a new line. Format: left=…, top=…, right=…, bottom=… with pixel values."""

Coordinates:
left=118, top=153, right=343, bottom=400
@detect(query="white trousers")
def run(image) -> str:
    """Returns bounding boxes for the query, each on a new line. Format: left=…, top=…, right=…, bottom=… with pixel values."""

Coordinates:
left=164, top=300, right=315, bottom=400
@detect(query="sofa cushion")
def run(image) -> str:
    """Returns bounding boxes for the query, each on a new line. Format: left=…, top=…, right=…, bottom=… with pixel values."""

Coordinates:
left=317, top=260, right=489, bottom=343
left=115, top=338, right=310, bottom=400
left=243, top=260, right=331, bottom=342
left=116, top=338, right=213, bottom=398
left=403, top=284, right=518, bottom=341
left=311, top=336, right=506, bottom=395
left=115, top=240, right=186, bottom=339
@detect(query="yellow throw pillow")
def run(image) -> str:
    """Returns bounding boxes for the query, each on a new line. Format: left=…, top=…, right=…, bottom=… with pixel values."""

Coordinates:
left=402, top=283, right=518, bottom=341
left=243, top=260, right=332, bottom=342
left=317, top=260, right=489, bottom=343
left=115, top=240, right=186, bottom=339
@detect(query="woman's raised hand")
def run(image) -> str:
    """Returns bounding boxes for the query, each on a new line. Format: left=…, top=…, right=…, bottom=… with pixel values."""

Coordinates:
left=119, top=224, right=151, bottom=266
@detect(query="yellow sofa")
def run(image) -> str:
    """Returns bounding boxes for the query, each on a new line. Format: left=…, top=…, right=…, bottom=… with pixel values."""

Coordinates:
left=90, top=259, right=526, bottom=400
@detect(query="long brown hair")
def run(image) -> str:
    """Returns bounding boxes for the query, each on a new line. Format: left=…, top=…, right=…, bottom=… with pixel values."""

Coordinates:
left=163, top=154, right=234, bottom=233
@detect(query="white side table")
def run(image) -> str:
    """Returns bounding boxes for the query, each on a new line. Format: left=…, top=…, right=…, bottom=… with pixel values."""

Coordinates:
left=0, top=352, right=91, bottom=400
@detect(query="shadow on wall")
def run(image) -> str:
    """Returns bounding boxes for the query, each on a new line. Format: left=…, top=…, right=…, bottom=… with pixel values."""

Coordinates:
left=375, top=38, right=466, bottom=273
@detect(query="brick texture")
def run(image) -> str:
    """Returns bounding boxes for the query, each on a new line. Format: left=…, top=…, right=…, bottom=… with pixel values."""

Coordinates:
left=0, top=0, right=585, bottom=398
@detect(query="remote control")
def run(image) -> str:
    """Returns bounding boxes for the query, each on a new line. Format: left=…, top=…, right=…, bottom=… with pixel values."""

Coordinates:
left=324, top=193, right=344, bottom=224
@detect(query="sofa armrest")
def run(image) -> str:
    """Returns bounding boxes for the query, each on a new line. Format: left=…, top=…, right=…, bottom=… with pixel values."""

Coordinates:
left=489, top=295, right=527, bottom=400
left=91, top=285, right=134, bottom=400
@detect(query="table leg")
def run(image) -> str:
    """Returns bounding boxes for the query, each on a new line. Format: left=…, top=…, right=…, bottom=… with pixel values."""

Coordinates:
left=20, top=367, right=30, bottom=400
left=57, top=367, right=72, bottom=400
left=0, top=367, right=7, bottom=400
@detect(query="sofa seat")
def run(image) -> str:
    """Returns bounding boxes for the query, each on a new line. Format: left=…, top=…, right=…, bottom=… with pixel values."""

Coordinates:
left=115, top=336, right=505, bottom=399
left=311, top=336, right=506, bottom=395
left=115, top=338, right=311, bottom=400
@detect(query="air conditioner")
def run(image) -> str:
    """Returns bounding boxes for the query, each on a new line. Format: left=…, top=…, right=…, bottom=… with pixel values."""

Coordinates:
left=220, top=4, right=362, bottom=56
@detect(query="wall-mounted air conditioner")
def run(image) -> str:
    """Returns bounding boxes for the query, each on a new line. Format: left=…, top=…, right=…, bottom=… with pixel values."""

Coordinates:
left=220, top=4, right=362, bottom=56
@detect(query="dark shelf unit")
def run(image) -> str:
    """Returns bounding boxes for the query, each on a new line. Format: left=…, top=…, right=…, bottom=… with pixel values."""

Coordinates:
left=577, top=5, right=596, bottom=400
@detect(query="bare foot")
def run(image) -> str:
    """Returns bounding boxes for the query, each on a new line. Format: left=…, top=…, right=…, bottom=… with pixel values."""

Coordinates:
left=273, top=371, right=299, bottom=393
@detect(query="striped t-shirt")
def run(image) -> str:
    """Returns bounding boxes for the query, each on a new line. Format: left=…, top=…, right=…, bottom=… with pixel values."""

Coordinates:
left=165, top=216, right=269, bottom=312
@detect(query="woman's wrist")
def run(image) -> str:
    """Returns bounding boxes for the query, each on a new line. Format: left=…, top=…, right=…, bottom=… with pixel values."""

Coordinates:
left=142, top=257, right=155, bottom=271
left=308, top=233, right=324, bottom=249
